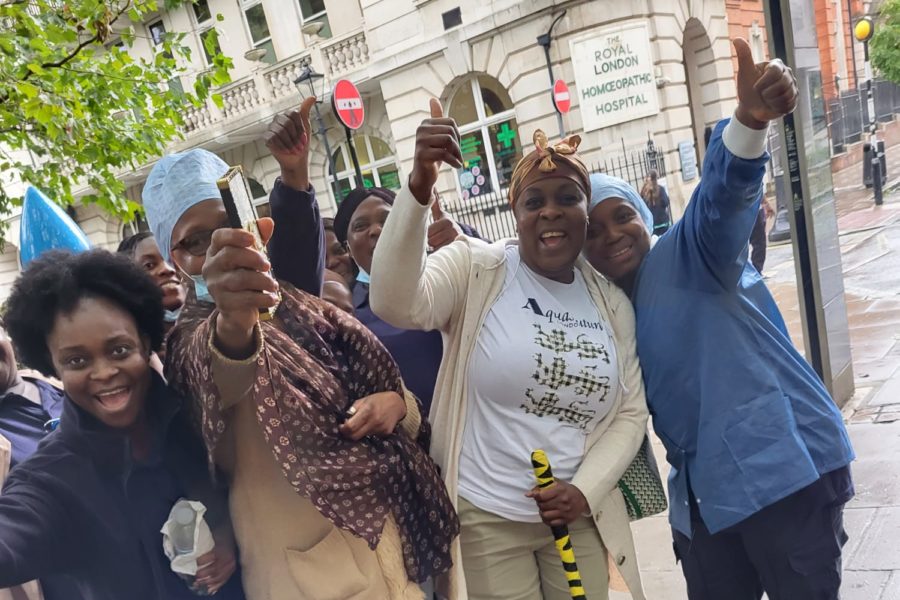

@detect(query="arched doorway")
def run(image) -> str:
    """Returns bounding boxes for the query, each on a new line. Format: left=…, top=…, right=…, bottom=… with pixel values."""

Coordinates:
left=682, top=18, right=720, bottom=165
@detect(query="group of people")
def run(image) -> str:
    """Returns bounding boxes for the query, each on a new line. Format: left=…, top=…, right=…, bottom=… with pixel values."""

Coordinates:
left=0, top=39, right=853, bottom=600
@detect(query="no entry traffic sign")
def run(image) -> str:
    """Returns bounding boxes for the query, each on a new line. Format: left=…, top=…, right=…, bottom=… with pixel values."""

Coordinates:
left=553, top=79, right=571, bottom=114
left=332, top=79, right=365, bottom=130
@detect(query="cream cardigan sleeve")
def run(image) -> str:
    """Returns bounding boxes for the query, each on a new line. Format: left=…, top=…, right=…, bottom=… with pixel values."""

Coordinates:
left=369, top=184, right=472, bottom=333
left=572, top=281, right=649, bottom=512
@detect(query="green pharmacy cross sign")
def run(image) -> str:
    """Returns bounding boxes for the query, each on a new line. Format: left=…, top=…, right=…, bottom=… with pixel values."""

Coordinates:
left=496, top=122, right=517, bottom=149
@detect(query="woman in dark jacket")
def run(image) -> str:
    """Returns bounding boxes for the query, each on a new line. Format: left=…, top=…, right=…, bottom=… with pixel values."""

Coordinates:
left=0, top=249, right=244, bottom=600
left=332, top=187, right=451, bottom=415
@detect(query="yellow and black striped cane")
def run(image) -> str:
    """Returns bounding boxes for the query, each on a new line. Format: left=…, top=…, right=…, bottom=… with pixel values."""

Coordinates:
left=531, top=449, right=587, bottom=600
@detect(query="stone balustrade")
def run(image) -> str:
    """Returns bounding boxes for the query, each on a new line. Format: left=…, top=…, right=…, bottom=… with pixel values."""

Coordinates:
left=179, top=29, right=372, bottom=137
left=265, top=54, right=313, bottom=100
left=322, top=29, right=369, bottom=78
left=220, top=78, right=263, bottom=119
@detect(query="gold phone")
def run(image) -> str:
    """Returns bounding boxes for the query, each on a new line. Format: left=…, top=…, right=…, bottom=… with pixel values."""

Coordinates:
left=217, top=166, right=278, bottom=321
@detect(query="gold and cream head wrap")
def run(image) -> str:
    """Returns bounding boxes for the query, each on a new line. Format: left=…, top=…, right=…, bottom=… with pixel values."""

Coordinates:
left=508, top=130, right=591, bottom=207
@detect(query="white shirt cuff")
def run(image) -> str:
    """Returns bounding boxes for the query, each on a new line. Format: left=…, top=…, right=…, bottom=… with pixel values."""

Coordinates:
left=722, top=114, right=769, bottom=160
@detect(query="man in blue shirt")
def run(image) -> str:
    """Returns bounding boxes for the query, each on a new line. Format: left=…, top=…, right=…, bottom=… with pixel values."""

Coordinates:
left=584, top=39, right=854, bottom=600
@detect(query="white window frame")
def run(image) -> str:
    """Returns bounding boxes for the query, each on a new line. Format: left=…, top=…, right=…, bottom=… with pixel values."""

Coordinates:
left=191, top=0, right=218, bottom=68
left=240, top=0, right=275, bottom=59
left=451, top=77, right=517, bottom=199
left=297, top=0, right=328, bottom=32
left=147, top=18, right=168, bottom=47
left=330, top=135, right=400, bottom=192
left=145, top=18, right=184, bottom=95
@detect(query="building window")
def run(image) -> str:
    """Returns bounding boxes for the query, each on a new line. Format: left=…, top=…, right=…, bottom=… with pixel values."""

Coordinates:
left=329, top=135, right=400, bottom=202
left=192, top=0, right=212, bottom=24
left=447, top=75, right=522, bottom=201
left=242, top=1, right=276, bottom=64
left=147, top=19, right=184, bottom=96
left=192, top=0, right=221, bottom=66
left=298, top=0, right=331, bottom=39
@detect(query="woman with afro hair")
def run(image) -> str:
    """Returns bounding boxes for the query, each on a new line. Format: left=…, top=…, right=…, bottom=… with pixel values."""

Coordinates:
left=0, top=249, right=245, bottom=600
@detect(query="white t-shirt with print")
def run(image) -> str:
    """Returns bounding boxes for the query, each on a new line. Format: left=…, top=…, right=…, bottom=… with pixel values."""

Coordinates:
left=458, top=246, right=619, bottom=522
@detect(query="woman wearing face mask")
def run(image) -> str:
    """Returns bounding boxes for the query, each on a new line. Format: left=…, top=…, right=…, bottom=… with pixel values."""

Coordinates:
left=0, top=250, right=244, bottom=599
left=331, top=187, right=449, bottom=416
left=369, top=99, right=649, bottom=600
left=141, top=148, right=458, bottom=600
left=118, top=232, right=187, bottom=331
left=582, top=40, right=853, bottom=600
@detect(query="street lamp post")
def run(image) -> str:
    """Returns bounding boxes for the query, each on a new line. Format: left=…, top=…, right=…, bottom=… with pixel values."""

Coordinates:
left=537, top=10, right=567, bottom=139
left=853, top=16, right=884, bottom=205
left=295, top=66, right=342, bottom=197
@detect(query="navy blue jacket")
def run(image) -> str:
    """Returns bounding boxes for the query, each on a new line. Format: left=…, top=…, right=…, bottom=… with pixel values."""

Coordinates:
left=353, top=282, right=443, bottom=415
left=0, top=375, right=245, bottom=600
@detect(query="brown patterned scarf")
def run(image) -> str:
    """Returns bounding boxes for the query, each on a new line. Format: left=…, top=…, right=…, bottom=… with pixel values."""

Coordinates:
left=165, top=282, right=458, bottom=582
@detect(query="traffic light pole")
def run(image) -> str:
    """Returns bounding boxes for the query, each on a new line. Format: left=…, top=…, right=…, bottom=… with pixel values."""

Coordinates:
left=863, top=40, right=884, bottom=205
left=854, top=16, right=884, bottom=205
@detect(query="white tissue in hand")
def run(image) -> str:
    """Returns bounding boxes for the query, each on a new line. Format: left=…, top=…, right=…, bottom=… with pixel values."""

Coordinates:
left=161, top=500, right=215, bottom=575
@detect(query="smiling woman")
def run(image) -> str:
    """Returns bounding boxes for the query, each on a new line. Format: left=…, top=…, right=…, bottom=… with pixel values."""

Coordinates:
left=0, top=249, right=245, bottom=600
left=369, top=102, right=653, bottom=600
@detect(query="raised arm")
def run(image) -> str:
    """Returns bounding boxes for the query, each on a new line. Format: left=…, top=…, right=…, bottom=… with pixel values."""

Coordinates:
left=0, top=470, right=67, bottom=586
left=264, top=97, right=325, bottom=296
left=369, top=99, right=472, bottom=332
left=682, top=39, right=798, bottom=287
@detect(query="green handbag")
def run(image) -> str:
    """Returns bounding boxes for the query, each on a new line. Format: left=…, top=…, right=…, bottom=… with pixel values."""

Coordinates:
left=617, top=435, right=668, bottom=521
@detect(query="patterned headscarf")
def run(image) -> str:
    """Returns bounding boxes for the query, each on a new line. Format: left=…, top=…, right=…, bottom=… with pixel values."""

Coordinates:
left=508, top=130, right=591, bottom=207
left=142, top=149, right=229, bottom=262
left=588, top=173, right=655, bottom=232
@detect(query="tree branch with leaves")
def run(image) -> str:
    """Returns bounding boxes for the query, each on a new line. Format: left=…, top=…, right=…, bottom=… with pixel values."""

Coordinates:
left=0, top=0, right=232, bottom=232
left=871, top=0, right=900, bottom=86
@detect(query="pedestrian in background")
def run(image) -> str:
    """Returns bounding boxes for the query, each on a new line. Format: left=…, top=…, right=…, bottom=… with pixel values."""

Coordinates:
left=370, top=99, right=650, bottom=600
left=639, top=169, right=672, bottom=236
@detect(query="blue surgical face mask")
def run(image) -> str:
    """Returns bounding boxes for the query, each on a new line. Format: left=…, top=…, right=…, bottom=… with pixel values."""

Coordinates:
left=190, top=274, right=215, bottom=304
left=163, top=308, right=181, bottom=323
left=356, top=268, right=370, bottom=285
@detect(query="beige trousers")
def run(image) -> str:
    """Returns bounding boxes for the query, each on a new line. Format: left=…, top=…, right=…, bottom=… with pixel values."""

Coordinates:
left=458, top=497, right=609, bottom=600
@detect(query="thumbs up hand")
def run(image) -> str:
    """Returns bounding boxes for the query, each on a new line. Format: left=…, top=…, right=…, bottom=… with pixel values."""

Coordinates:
left=409, top=98, right=463, bottom=205
left=427, top=190, right=463, bottom=251
left=733, top=38, right=798, bottom=130
left=265, top=96, right=317, bottom=191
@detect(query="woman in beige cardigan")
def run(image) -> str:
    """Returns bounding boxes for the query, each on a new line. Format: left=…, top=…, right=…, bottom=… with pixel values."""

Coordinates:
left=370, top=100, right=648, bottom=600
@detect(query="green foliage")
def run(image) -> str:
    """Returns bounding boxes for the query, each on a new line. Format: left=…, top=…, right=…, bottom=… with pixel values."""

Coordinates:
left=871, top=0, right=900, bottom=85
left=0, top=0, right=233, bottom=228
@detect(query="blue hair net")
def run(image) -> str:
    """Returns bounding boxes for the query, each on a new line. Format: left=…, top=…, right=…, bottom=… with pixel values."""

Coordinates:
left=142, top=149, right=229, bottom=262
left=588, top=173, right=654, bottom=232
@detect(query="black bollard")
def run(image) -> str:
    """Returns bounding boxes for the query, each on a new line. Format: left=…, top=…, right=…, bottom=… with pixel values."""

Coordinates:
left=863, top=143, right=873, bottom=188
left=873, top=151, right=884, bottom=206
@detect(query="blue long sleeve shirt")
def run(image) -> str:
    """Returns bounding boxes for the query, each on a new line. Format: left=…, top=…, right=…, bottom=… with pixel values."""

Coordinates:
left=633, top=119, right=854, bottom=536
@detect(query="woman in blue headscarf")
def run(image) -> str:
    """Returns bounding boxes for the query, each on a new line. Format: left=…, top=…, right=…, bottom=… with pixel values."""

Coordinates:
left=581, top=40, right=854, bottom=600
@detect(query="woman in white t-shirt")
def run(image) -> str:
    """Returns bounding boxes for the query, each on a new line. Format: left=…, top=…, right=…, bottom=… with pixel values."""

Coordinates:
left=369, top=99, right=649, bottom=600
